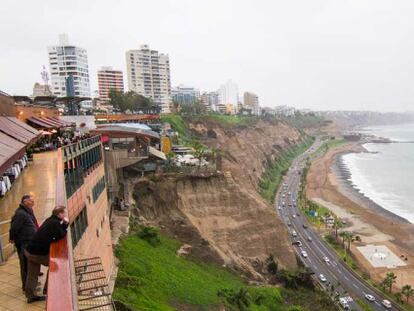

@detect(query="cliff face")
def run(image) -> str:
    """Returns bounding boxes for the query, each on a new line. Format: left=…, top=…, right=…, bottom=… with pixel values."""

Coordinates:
left=128, top=119, right=304, bottom=280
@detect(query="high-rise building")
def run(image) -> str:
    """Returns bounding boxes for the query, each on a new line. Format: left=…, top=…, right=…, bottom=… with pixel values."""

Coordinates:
left=200, top=91, right=219, bottom=112
left=219, top=80, right=239, bottom=114
left=243, top=92, right=260, bottom=115
left=97, top=67, right=124, bottom=104
left=47, top=34, right=91, bottom=108
left=172, top=85, right=199, bottom=106
left=126, top=44, right=171, bottom=113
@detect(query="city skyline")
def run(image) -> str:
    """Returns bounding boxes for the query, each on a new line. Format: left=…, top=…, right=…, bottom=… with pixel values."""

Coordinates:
left=2, top=0, right=414, bottom=112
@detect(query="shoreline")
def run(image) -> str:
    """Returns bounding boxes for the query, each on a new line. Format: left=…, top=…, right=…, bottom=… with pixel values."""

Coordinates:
left=332, top=147, right=411, bottom=225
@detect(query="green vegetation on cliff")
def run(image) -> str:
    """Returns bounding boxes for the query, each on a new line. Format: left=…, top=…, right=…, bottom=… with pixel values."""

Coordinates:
left=259, top=136, right=315, bottom=203
left=114, top=229, right=337, bottom=311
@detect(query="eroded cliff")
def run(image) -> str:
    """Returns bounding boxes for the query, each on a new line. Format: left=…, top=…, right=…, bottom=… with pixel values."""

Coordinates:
left=127, top=118, right=305, bottom=280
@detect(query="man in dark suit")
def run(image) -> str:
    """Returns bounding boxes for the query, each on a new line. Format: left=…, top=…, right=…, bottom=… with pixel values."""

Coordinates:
left=24, top=205, right=68, bottom=303
left=9, top=194, right=39, bottom=291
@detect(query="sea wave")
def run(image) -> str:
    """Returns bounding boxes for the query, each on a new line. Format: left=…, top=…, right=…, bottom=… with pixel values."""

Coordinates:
left=341, top=153, right=414, bottom=223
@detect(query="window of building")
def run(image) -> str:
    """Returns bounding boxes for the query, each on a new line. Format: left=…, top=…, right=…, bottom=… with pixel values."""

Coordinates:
left=92, top=176, right=106, bottom=203
left=70, top=206, right=88, bottom=248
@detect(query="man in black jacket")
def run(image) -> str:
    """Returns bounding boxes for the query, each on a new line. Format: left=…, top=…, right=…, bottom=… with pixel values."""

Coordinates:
left=9, top=194, right=39, bottom=290
left=24, top=205, right=69, bottom=303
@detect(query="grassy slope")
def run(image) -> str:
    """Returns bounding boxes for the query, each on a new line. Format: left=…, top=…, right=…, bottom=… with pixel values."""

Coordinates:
left=259, top=136, right=315, bottom=203
left=114, top=233, right=336, bottom=311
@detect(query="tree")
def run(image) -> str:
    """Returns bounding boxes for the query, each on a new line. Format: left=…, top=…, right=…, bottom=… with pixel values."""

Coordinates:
left=333, top=218, right=342, bottom=239
left=109, top=89, right=127, bottom=111
left=339, top=231, right=346, bottom=249
left=108, top=90, right=154, bottom=113
left=266, top=254, right=279, bottom=275
left=345, top=231, right=355, bottom=252
left=402, top=284, right=414, bottom=303
left=385, top=272, right=397, bottom=293
left=217, top=288, right=250, bottom=311
left=165, top=152, right=176, bottom=167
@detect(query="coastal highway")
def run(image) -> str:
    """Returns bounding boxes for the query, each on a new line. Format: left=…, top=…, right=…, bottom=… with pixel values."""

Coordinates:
left=275, top=141, right=395, bottom=311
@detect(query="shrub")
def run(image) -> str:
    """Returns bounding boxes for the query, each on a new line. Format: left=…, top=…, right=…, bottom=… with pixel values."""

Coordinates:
left=137, top=226, right=161, bottom=246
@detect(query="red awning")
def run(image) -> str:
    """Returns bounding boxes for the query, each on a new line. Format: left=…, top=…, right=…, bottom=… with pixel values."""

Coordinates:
left=27, top=117, right=54, bottom=129
left=6, top=117, right=40, bottom=136
left=43, top=117, right=63, bottom=127
left=0, top=132, right=26, bottom=176
left=48, top=117, right=72, bottom=127
left=31, top=116, right=59, bottom=128
left=0, top=116, right=39, bottom=144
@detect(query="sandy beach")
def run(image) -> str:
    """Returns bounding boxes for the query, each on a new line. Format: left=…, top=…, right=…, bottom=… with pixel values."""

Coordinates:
left=306, top=141, right=414, bottom=292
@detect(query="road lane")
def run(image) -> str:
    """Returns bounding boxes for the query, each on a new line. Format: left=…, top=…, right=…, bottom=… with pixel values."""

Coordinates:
left=274, top=139, right=396, bottom=311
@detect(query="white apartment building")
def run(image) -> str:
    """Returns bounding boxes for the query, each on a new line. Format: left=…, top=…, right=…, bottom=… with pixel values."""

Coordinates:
left=47, top=34, right=92, bottom=108
left=126, top=44, right=171, bottom=113
left=219, top=80, right=239, bottom=114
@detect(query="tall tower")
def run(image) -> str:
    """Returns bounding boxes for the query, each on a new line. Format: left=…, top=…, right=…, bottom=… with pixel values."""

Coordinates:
left=126, top=44, right=171, bottom=113
left=47, top=34, right=91, bottom=108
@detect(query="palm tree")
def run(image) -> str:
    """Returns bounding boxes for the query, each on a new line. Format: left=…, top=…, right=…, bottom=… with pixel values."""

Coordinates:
left=385, top=272, right=397, bottom=293
left=193, top=145, right=206, bottom=167
left=402, top=284, right=414, bottom=303
left=165, top=152, right=176, bottom=167
left=346, top=231, right=355, bottom=252
left=339, top=231, right=347, bottom=249
left=333, top=218, right=342, bottom=239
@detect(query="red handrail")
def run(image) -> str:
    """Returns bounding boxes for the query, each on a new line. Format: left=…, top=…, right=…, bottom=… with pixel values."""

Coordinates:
left=47, top=148, right=77, bottom=311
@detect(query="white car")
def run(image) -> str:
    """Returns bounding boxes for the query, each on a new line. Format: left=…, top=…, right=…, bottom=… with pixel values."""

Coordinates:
left=364, top=294, right=375, bottom=302
left=301, top=250, right=308, bottom=258
left=323, top=256, right=330, bottom=263
left=339, top=298, right=350, bottom=310
left=292, top=214, right=296, bottom=218
left=292, top=231, right=297, bottom=237
left=278, top=206, right=281, bottom=210
left=382, top=299, right=392, bottom=309
left=319, top=274, right=327, bottom=282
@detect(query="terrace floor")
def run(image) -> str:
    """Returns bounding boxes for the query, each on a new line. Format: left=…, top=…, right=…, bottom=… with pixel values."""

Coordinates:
left=0, top=151, right=58, bottom=310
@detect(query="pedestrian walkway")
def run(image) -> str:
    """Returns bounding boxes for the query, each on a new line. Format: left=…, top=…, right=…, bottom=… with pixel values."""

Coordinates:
left=0, top=151, right=58, bottom=310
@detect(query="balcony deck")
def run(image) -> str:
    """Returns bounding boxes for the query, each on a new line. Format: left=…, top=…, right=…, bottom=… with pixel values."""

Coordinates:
left=0, top=151, right=58, bottom=310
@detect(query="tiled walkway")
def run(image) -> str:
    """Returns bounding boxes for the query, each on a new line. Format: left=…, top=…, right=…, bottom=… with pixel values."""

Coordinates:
left=0, top=151, right=58, bottom=311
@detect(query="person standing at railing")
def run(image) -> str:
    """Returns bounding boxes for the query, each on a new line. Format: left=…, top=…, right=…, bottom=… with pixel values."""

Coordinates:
left=24, top=206, right=69, bottom=303
left=9, top=194, right=40, bottom=292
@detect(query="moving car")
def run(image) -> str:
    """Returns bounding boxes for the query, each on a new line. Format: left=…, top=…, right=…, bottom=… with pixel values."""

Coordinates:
left=307, top=236, right=312, bottom=242
left=323, top=256, right=330, bottom=263
left=278, top=206, right=281, bottom=210
left=381, top=299, right=392, bottom=309
left=302, top=224, right=308, bottom=229
left=319, top=274, right=327, bottom=282
left=292, top=230, right=297, bottom=237
left=287, top=221, right=292, bottom=226
left=292, top=214, right=296, bottom=218
left=364, top=294, right=375, bottom=302
left=301, top=250, right=308, bottom=258
left=339, top=298, right=350, bottom=310
left=292, top=241, right=302, bottom=247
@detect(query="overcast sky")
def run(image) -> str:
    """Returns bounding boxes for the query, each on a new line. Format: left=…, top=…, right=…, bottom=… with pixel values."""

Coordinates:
left=1, top=0, right=414, bottom=111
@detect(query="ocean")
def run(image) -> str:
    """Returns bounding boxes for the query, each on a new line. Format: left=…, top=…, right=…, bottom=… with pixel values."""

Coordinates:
left=341, top=123, right=414, bottom=223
